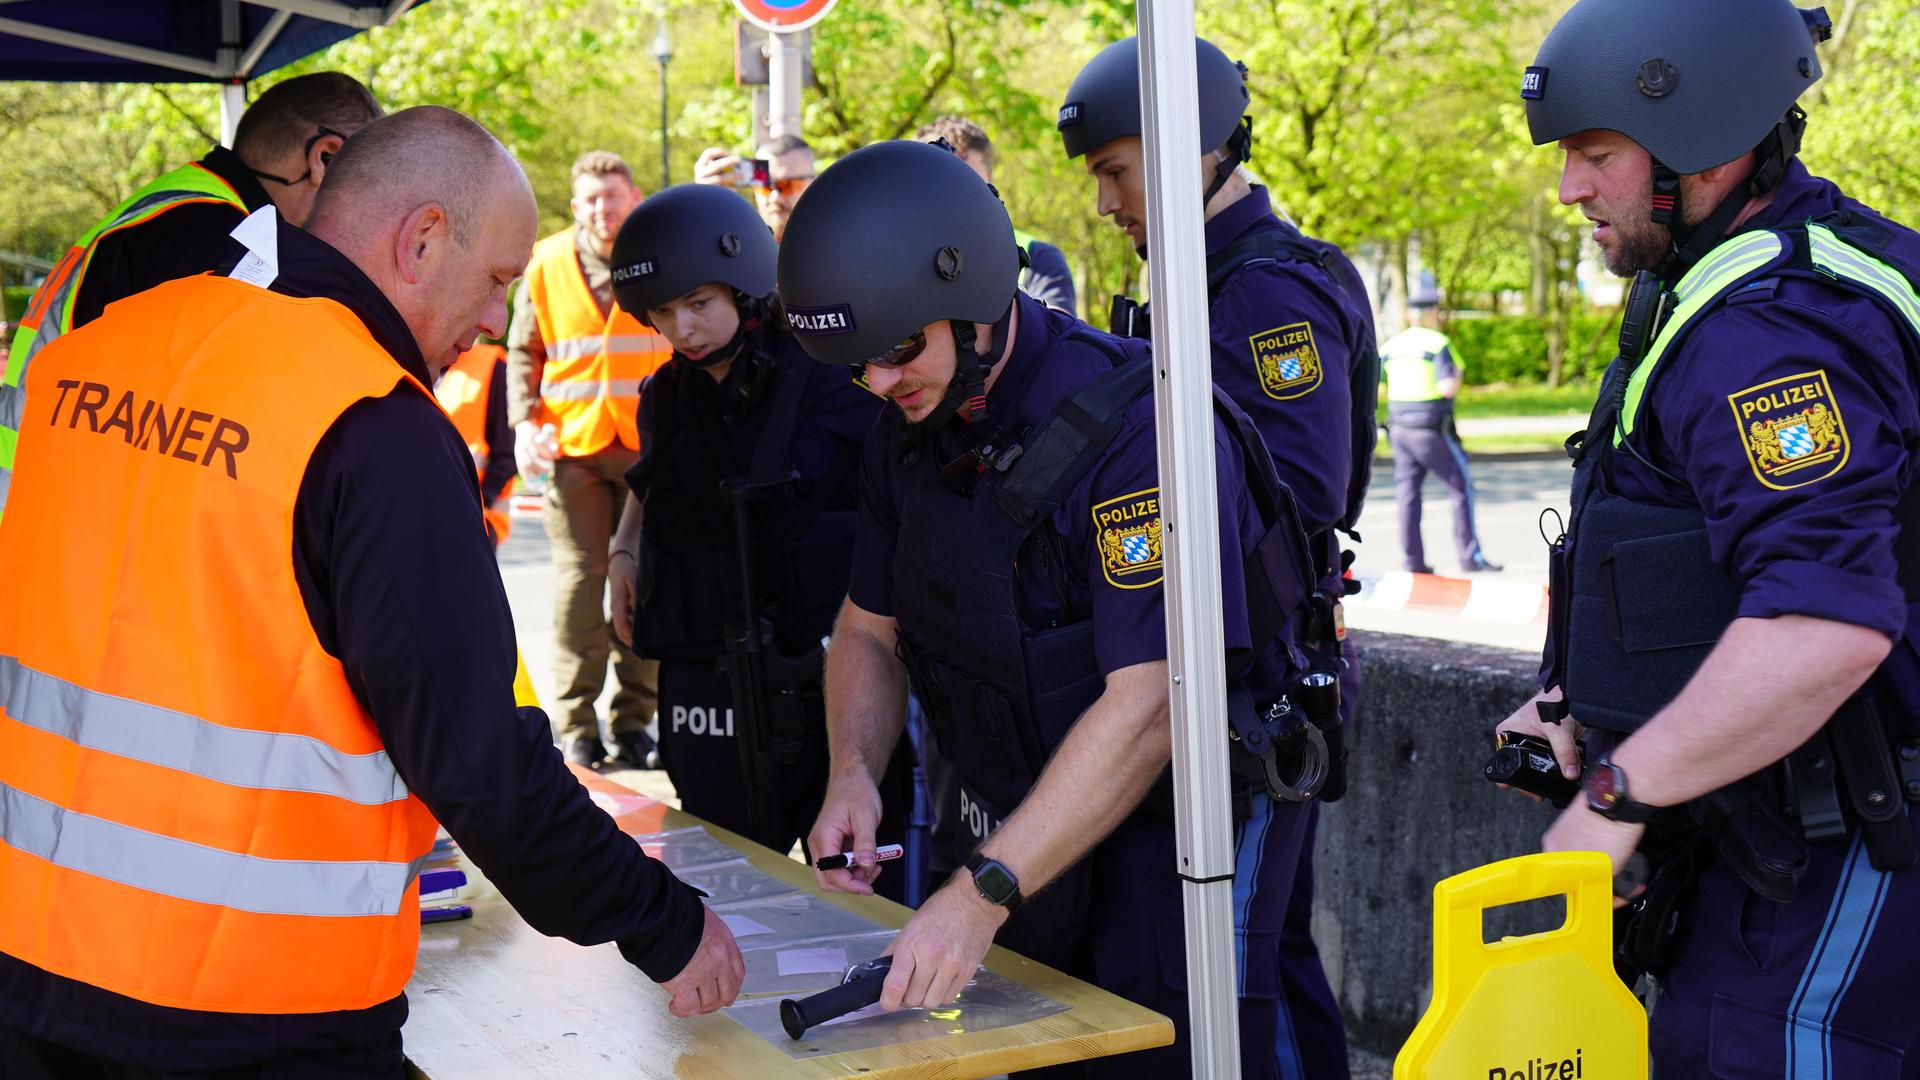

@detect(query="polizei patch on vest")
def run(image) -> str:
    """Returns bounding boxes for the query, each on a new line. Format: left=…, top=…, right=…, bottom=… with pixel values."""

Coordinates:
left=1092, top=487, right=1164, bottom=589
left=1250, top=322, right=1322, bottom=400
left=786, top=303, right=858, bottom=335
left=1726, top=369, right=1849, bottom=490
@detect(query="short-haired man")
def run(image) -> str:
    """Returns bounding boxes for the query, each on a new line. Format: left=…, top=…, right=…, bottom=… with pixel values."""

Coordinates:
left=1, top=71, right=381, bottom=524
left=0, top=105, right=738, bottom=1078
left=694, top=134, right=816, bottom=243
left=915, top=115, right=1077, bottom=316
left=507, top=151, right=669, bottom=769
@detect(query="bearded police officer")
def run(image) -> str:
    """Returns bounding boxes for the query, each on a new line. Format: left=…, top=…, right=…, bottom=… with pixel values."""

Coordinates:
left=789, top=139, right=1334, bottom=1078
left=603, top=185, right=912, bottom=893
left=1059, top=37, right=1376, bottom=1077
left=1494, top=1, right=1920, bottom=1072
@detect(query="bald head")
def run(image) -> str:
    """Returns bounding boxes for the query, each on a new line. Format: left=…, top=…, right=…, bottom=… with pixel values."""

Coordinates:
left=308, top=107, right=538, bottom=375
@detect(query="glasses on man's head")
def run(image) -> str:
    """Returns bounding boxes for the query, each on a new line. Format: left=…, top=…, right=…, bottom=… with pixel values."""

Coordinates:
left=865, top=330, right=928, bottom=369
left=754, top=176, right=813, bottom=197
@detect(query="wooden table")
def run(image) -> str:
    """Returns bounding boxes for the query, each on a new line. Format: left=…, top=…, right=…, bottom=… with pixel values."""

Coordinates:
left=403, top=767, right=1173, bottom=1078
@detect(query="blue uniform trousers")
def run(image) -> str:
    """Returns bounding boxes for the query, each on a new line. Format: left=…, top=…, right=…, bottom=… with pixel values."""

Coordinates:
left=656, top=659, right=914, bottom=905
left=1390, top=421, right=1484, bottom=571
left=1009, top=795, right=1319, bottom=1078
left=1648, top=815, right=1920, bottom=1077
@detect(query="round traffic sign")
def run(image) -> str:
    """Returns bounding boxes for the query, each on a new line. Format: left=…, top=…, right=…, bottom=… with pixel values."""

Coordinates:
left=733, top=0, right=837, bottom=33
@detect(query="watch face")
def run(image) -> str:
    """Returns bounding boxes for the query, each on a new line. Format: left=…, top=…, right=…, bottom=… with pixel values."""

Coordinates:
left=1584, top=762, right=1626, bottom=813
left=974, top=859, right=1018, bottom=904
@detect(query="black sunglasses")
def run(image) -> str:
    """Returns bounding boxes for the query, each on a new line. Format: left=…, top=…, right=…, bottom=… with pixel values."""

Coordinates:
left=866, top=330, right=928, bottom=369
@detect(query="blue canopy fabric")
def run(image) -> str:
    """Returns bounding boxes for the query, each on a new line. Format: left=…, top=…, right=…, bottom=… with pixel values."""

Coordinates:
left=0, top=2, right=425, bottom=84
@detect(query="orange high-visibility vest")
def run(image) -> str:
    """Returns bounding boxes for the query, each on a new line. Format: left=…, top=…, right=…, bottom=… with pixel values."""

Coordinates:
left=522, top=229, right=668, bottom=457
left=0, top=274, right=441, bottom=1015
left=436, top=342, right=515, bottom=543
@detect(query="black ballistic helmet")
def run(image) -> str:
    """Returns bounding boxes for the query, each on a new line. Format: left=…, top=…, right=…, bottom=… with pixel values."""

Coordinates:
left=777, top=140, right=1019, bottom=368
left=1523, top=0, right=1829, bottom=174
left=610, top=184, right=777, bottom=323
left=1058, top=35, right=1250, bottom=160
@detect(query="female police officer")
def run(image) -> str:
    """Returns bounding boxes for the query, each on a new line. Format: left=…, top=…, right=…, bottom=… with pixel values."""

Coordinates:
left=605, top=184, right=910, bottom=883
left=787, top=139, right=1329, bottom=1078
left=1497, top=0, right=1920, bottom=1072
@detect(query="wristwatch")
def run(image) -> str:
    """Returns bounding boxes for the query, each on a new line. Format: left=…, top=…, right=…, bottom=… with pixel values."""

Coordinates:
left=1582, top=759, right=1660, bottom=824
left=964, top=853, right=1024, bottom=914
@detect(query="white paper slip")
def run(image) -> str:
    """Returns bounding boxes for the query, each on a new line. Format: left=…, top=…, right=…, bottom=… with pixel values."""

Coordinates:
left=721, top=914, right=775, bottom=937
left=775, top=947, right=848, bottom=978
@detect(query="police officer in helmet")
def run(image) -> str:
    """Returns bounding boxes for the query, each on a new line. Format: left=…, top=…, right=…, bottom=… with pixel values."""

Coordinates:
left=789, top=139, right=1330, bottom=1078
left=1496, top=1, right=1920, bottom=1071
left=605, top=184, right=911, bottom=888
left=1060, top=36, right=1378, bottom=1076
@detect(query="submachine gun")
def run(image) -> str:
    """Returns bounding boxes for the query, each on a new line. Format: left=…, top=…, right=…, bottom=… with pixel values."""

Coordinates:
left=718, top=470, right=821, bottom=851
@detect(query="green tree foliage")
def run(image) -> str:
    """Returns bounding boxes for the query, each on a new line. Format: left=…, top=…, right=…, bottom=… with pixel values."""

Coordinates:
left=3, top=0, right=1916, bottom=380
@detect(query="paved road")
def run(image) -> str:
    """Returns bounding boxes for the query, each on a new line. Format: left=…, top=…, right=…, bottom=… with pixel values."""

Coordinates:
left=1343, top=453, right=1571, bottom=653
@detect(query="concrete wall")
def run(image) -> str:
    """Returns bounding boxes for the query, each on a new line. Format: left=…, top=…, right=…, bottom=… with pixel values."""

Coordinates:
left=1312, top=629, right=1559, bottom=1056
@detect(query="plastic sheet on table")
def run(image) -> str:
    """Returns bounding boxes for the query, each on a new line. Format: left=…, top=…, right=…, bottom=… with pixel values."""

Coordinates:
left=709, top=891, right=881, bottom=945
left=628, top=826, right=741, bottom=871
left=738, top=930, right=894, bottom=998
left=727, top=967, right=1068, bottom=1058
left=679, top=859, right=798, bottom=906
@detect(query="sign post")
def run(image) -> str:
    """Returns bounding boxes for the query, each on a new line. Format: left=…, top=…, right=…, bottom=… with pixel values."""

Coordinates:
left=731, top=0, right=836, bottom=140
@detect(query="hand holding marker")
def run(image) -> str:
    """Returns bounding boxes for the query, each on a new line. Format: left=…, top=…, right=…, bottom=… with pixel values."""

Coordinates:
left=814, top=843, right=903, bottom=872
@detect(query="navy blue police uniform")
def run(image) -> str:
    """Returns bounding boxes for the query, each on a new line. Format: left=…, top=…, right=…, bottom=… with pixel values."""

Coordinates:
left=1199, top=183, right=1374, bottom=1079
left=625, top=333, right=914, bottom=897
left=850, top=292, right=1316, bottom=1079
left=1547, top=160, right=1920, bottom=1075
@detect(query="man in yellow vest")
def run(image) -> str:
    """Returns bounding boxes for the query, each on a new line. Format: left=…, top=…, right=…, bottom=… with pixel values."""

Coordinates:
left=0, top=72, right=381, bottom=524
left=1381, top=288, right=1498, bottom=574
left=507, top=151, right=668, bottom=770
left=0, top=106, right=740, bottom=1076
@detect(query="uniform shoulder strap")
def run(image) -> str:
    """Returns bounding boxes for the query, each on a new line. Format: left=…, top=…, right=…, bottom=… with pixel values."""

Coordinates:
left=746, top=348, right=814, bottom=485
left=993, top=331, right=1151, bottom=528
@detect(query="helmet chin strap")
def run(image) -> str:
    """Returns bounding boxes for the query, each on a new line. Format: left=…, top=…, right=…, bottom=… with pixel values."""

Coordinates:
left=1651, top=106, right=1806, bottom=280
left=917, top=303, right=1015, bottom=431
left=1136, top=115, right=1255, bottom=262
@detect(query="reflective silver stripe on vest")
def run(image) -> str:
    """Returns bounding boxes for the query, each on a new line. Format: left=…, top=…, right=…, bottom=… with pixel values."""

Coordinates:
left=538, top=379, right=645, bottom=402
left=546, top=334, right=662, bottom=363
left=0, top=781, right=426, bottom=917
left=545, top=336, right=607, bottom=362
left=0, top=655, right=408, bottom=806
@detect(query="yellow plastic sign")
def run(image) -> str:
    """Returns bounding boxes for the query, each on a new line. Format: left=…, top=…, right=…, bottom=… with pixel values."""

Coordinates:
left=512, top=650, right=541, bottom=709
left=1395, top=852, right=1646, bottom=1080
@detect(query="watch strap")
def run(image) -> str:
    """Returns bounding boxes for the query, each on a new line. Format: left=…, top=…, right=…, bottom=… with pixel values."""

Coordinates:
left=964, top=852, right=1024, bottom=914
left=1586, top=760, right=1659, bottom=824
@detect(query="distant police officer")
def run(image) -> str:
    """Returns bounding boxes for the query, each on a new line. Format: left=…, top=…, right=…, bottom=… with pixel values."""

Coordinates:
left=604, top=185, right=912, bottom=892
left=790, top=139, right=1332, bottom=1078
left=1495, top=1, right=1920, bottom=1073
left=1060, top=37, right=1375, bottom=1077
left=1381, top=289, right=1497, bottom=574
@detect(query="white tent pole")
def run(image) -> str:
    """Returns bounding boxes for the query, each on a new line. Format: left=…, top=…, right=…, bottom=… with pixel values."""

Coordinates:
left=237, top=9, right=295, bottom=77
left=219, top=83, right=247, bottom=147
left=0, top=17, right=225, bottom=78
left=1135, top=0, right=1243, bottom=1075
